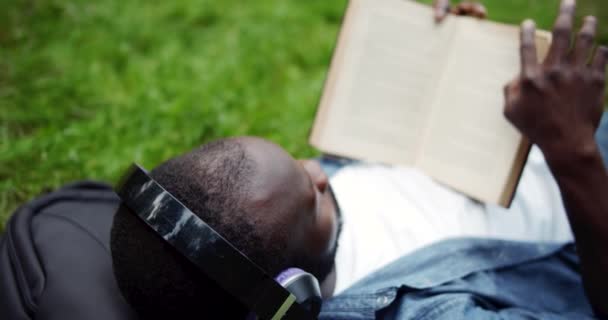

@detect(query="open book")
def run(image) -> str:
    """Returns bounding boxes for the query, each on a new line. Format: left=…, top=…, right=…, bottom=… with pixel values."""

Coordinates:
left=309, top=0, right=551, bottom=207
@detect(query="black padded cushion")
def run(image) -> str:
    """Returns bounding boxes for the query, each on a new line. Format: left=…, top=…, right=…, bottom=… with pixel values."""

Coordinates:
left=0, top=182, right=137, bottom=320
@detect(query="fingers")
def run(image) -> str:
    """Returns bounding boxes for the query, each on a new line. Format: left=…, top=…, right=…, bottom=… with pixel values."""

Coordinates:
left=544, top=0, right=576, bottom=66
left=434, top=1, right=487, bottom=23
left=591, top=46, right=608, bottom=79
left=521, top=20, right=540, bottom=78
left=592, top=46, right=608, bottom=70
left=433, top=0, right=450, bottom=23
left=452, top=2, right=474, bottom=15
left=503, top=79, right=521, bottom=121
left=471, top=3, right=487, bottom=19
left=452, top=2, right=487, bottom=19
left=590, top=47, right=607, bottom=126
left=503, top=81, right=515, bottom=106
left=572, top=16, right=597, bottom=66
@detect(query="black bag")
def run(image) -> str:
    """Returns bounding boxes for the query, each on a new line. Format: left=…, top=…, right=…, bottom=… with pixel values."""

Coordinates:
left=0, top=181, right=136, bottom=320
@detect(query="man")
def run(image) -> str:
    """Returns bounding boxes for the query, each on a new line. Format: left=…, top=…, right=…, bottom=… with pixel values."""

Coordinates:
left=111, top=0, right=608, bottom=318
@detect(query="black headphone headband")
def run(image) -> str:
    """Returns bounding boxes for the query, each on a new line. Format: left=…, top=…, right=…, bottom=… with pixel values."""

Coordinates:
left=116, top=164, right=315, bottom=320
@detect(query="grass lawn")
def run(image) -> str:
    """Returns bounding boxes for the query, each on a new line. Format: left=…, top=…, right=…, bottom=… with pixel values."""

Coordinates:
left=1, top=0, right=606, bottom=231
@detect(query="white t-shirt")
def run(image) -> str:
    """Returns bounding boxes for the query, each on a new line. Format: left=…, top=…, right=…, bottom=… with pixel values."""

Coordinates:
left=331, top=146, right=573, bottom=294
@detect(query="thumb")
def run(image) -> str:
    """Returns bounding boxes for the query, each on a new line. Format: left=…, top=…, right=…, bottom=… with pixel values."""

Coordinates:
left=433, top=0, right=450, bottom=23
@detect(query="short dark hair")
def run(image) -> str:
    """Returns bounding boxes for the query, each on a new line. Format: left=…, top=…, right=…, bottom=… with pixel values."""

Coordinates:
left=110, top=139, right=292, bottom=319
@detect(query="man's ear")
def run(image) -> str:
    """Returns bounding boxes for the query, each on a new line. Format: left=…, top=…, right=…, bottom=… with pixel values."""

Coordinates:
left=301, top=160, right=329, bottom=194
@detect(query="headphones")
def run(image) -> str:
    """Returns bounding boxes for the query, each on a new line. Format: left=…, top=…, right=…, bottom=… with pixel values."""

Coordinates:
left=115, top=164, right=322, bottom=320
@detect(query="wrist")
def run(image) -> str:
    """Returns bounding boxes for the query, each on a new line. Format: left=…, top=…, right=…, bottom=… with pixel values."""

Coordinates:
left=542, top=138, right=603, bottom=173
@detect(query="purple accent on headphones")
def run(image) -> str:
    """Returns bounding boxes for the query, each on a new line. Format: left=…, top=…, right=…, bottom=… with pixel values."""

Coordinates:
left=275, top=268, right=306, bottom=286
left=245, top=268, right=306, bottom=320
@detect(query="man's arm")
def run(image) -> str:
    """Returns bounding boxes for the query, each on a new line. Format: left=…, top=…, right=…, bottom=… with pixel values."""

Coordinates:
left=504, top=0, right=608, bottom=316
left=548, top=140, right=608, bottom=316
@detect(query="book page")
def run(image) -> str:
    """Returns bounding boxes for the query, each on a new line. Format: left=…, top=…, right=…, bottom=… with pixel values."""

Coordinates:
left=310, top=0, right=456, bottom=165
left=417, top=18, right=550, bottom=204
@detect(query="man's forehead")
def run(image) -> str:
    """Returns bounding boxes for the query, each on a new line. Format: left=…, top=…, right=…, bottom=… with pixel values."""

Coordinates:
left=236, top=137, right=315, bottom=246
left=238, top=137, right=308, bottom=207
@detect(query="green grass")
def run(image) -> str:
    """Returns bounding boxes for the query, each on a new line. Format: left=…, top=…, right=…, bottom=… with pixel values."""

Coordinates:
left=1, top=0, right=606, bottom=231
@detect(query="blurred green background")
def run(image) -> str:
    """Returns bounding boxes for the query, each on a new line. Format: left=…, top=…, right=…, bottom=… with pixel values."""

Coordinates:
left=1, top=0, right=607, bottom=230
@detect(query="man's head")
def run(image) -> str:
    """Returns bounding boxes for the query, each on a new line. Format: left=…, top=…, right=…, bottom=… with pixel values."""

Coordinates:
left=110, top=137, right=341, bottom=319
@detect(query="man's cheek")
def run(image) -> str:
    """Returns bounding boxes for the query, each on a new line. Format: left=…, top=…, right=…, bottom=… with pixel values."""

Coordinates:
left=320, top=195, right=338, bottom=253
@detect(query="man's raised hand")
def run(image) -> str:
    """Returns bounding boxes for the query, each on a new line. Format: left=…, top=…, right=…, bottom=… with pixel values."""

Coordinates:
left=505, top=2, right=608, bottom=316
left=504, top=0, right=608, bottom=162
left=433, top=0, right=487, bottom=23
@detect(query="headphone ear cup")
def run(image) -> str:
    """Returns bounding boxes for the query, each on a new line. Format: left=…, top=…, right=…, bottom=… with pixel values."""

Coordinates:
left=275, top=268, right=322, bottom=316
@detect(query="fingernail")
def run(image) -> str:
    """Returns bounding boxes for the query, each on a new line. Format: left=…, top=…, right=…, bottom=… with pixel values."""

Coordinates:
left=563, top=0, right=575, bottom=6
left=584, top=16, right=597, bottom=24
left=560, top=0, right=576, bottom=13
left=522, top=19, right=536, bottom=29
left=434, top=12, right=445, bottom=23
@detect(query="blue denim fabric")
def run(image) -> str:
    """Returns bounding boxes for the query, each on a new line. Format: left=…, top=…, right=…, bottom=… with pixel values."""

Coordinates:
left=316, top=113, right=608, bottom=319
left=319, top=239, right=595, bottom=319
left=318, top=156, right=357, bottom=179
